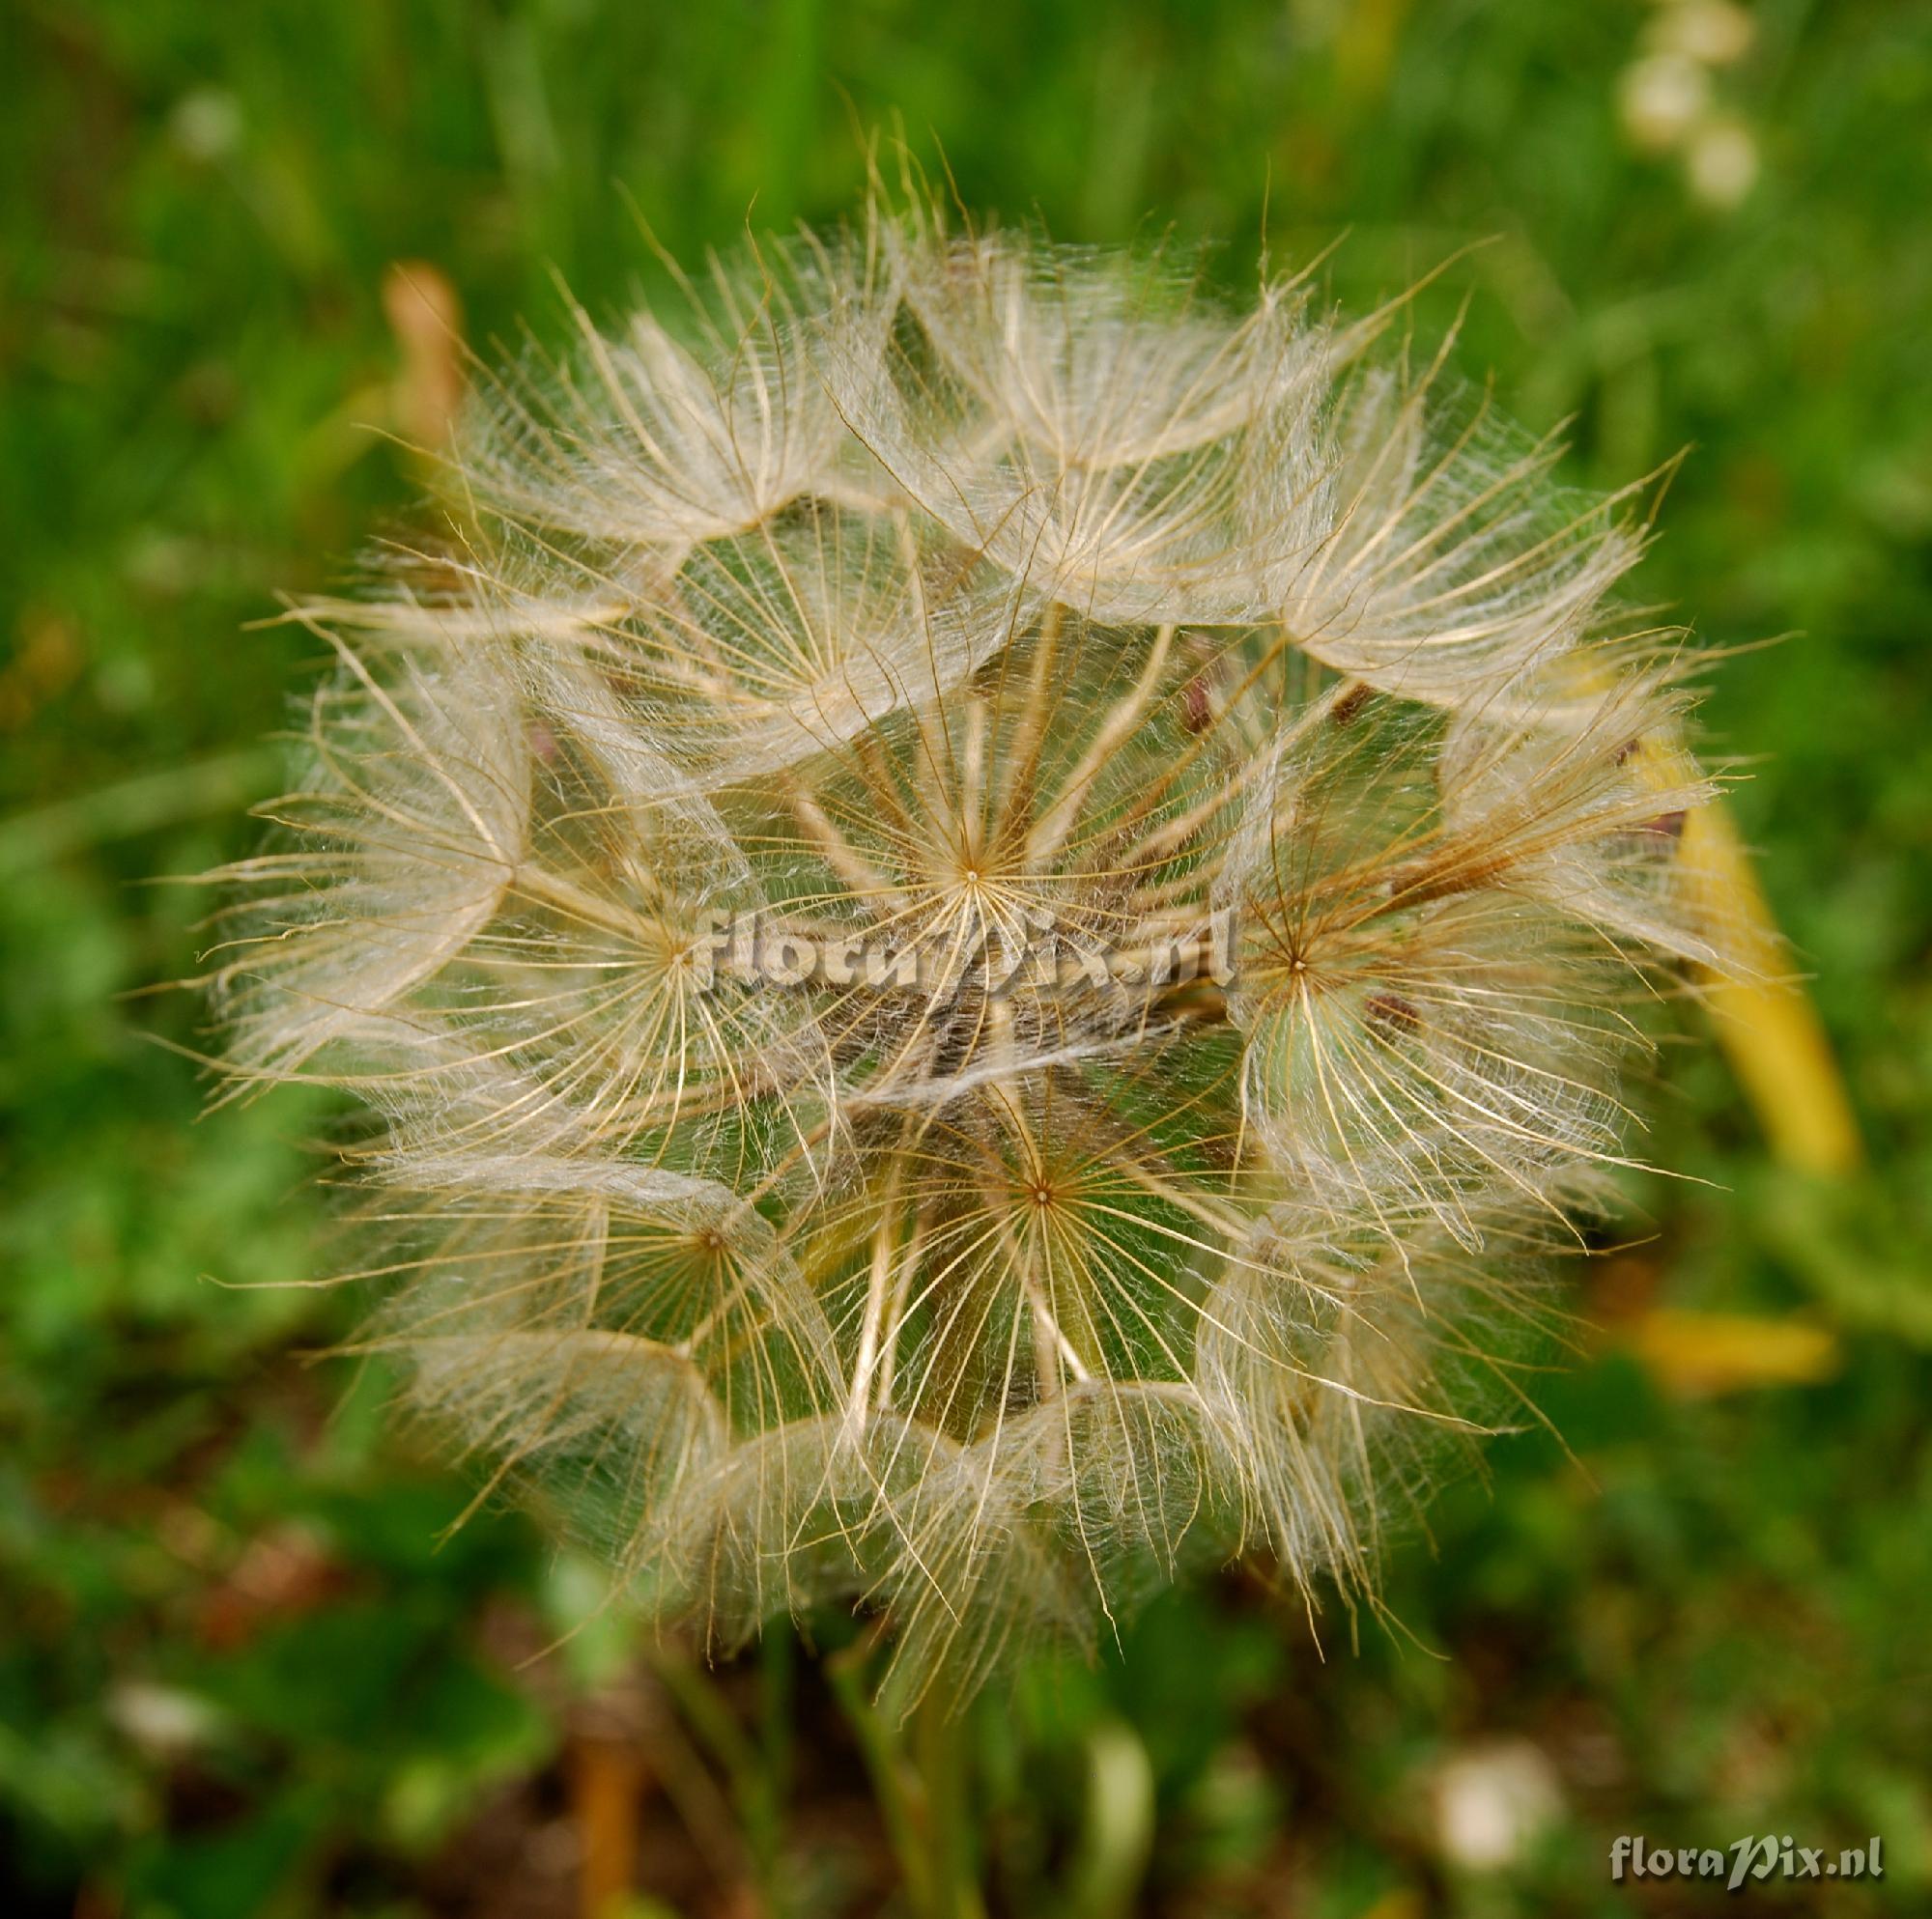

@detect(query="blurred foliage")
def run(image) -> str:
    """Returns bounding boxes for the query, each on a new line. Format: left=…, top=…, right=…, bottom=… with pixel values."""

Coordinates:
left=3, top=1, right=1929, bottom=1914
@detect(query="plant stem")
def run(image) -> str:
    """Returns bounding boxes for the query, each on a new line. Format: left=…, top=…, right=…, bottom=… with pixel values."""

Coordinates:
left=827, top=1639, right=986, bottom=1919
left=912, top=1681, right=987, bottom=1919
left=648, top=1642, right=786, bottom=1915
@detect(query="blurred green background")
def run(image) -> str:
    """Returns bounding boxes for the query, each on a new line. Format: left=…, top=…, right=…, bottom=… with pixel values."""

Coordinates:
left=4, top=2, right=1929, bottom=1914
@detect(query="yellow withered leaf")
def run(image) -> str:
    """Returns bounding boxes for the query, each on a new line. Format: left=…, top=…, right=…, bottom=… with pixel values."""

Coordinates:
left=1679, top=799, right=1862, bottom=1176
left=1624, top=1307, right=1840, bottom=1397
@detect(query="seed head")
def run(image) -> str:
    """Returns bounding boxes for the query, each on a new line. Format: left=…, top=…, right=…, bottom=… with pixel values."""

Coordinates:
left=205, top=200, right=1731, bottom=1702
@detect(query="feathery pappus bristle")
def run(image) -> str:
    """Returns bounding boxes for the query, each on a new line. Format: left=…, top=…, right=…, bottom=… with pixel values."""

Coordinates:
left=203, top=195, right=1738, bottom=1705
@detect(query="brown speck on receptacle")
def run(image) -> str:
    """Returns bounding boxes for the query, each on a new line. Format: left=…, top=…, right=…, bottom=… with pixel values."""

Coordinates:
left=1181, top=674, right=1212, bottom=733
left=1364, top=991, right=1423, bottom=1037
left=1330, top=681, right=1374, bottom=726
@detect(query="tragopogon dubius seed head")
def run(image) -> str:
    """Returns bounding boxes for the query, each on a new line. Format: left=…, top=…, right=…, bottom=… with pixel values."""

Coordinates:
left=202, top=198, right=1737, bottom=1706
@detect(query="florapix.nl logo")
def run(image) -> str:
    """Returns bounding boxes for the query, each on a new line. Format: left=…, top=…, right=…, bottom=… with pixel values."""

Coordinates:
left=685, top=906, right=1240, bottom=999
left=1610, top=1834, right=1883, bottom=1891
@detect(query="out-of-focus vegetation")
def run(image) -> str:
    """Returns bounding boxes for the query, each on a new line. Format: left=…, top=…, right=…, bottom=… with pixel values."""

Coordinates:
left=3, top=3, right=1928, bottom=1914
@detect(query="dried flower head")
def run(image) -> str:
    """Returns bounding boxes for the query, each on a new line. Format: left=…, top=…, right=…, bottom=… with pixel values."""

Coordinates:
left=204, top=200, right=1730, bottom=1702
